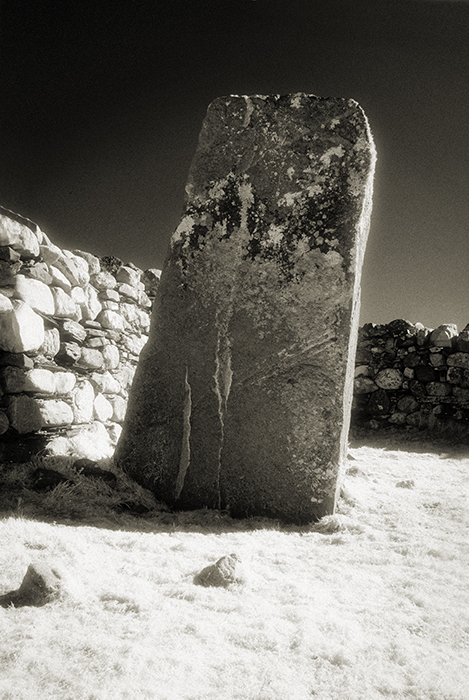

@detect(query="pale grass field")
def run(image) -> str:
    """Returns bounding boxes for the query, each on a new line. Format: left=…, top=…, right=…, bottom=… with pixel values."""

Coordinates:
left=1, top=441, right=468, bottom=700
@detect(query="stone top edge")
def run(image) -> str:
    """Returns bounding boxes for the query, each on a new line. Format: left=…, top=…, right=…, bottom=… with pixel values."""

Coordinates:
left=212, top=92, right=360, bottom=106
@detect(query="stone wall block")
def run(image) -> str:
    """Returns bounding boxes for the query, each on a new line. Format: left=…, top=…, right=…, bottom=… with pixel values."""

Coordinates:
left=93, top=393, right=113, bottom=422
left=96, top=309, right=126, bottom=331
left=55, top=421, right=115, bottom=461
left=70, top=286, right=86, bottom=308
left=6, top=395, right=43, bottom=433
left=23, top=368, right=56, bottom=394
left=0, top=246, right=21, bottom=262
left=64, top=250, right=90, bottom=284
left=429, top=324, right=458, bottom=348
left=374, top=368, right=404, bottom=391
left=85, top=336, right=106, bottom=348
left=120, top=302, right=140, bottom=326
left=108, top=394, right=127, bottom=422
left=36, top=399, right=74, bottom=427
left=98, top=289, right=120, bottom=302
left=397, top=395, right=419, bottom=413
left=73, top=249, right=101, bottom=275
left=414, top=365, right=437, bottom=383
left=89, top=371, right=121, bottom=394
left=0, top=259, right=22, bottom=285
left=53, top=371, right=77, bottom=395
left=0, top=352, right=34, bottom=369
left=447, top=352, right=469, bottom=370
left=101, top=300, right=119, bottom=312
left=60, top=319, right=87, bottom=343
left=117, top=283, right=140, bottom=302
left=452, top=386, right=469, bottom=402
left=426, top=382, right=452, bottom=397
left=51, top=287, right=82, bottom=321
left=78, top=348, right=104, bottom=370
left=81, top=284, right=102, bottom=321
left=23, top=262, right=53, bottom=285
left=90, top=271, right=117, bottom=290
left=455, top=331, right=469, bottom=353
left=116, top=265, right=142, bottom=287
left=102, top=344, right=120, bottom=370
left=40, top=242, right=62, bottom=265
left=388, top=412, right=407, bottom=425
left=56, top=341, right=81, bottom=365
left=0, top=366, right=26, bottom=393
left=48, top=266, right=72, bottom=292
left=0, top=411, right=9, bottom=435
left=53, top=253, right=89, bottom=287
left=71, top=380, right=95, bottom=423
left=0, top=213, right=40, bottom=258
left=138, top=290, right=152, bottom=308
left=121, top=333, right=147, bottom=356
left=354, top=376, right=378, bottom=394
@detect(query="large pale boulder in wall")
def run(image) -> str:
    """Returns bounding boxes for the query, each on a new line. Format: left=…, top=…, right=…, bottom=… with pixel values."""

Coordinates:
left=0, top=209, right=40, bottom=258
left=0, top=297, right=44, bottom=353
left=116, top=93, right=376, bottom=524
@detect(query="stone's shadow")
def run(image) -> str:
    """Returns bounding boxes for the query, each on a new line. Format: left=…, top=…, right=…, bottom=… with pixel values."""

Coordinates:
left=0, top=505, right=321, bottom=536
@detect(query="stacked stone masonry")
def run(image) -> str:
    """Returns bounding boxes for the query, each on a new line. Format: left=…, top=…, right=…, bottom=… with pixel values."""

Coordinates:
left=0, top=206, right=161, bottom=461
left=353, top=319, right=469, bottom=434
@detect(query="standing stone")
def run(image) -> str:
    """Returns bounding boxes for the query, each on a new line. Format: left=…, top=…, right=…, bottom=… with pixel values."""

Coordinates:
left=116, top=93, right=376, bottom=524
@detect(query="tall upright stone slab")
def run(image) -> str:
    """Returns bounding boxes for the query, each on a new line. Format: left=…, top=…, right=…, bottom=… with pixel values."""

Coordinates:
left=116, top=93, right=376, bottom=524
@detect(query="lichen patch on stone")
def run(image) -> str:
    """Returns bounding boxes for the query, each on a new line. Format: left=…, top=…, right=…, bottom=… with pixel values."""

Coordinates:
left=320, top=145, right=345, bottom=167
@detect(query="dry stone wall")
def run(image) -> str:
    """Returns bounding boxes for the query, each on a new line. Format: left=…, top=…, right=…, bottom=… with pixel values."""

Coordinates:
left=352, top=319, right=469, bottom=435
left=0, top=206, right=160, bottom=462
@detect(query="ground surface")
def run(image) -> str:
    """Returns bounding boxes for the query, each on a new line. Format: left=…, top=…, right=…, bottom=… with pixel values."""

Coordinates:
left=0, top=439, right=468, bottom=699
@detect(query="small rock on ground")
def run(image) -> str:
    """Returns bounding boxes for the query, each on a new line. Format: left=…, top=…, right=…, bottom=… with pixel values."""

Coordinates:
left=194, top=553, right=245, bottom=588
left=0, top=563, right=61, bottom=607
left=396, top=480, right=415, bottom=489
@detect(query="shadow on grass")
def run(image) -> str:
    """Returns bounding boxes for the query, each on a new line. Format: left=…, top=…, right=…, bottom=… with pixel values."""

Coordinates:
left=0, top=454, right=314, bottom=535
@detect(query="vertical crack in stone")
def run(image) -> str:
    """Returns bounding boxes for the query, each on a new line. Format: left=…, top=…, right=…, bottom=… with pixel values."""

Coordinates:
left=213, top=312, right=233, bottom=508
left=212, top=178, right=252, bottom=507
left=175, top=364, right=192, bottom=500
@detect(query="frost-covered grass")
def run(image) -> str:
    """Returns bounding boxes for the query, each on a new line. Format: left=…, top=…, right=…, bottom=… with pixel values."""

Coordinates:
left=0, top=441, right=468, bottom=700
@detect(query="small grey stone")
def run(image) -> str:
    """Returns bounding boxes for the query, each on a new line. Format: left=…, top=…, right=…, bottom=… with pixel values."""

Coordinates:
left=194, top=553, right=245, bottom=588
left=396, top=480, right=415, bottom=489
left=0, top=563, right=61, bottom=608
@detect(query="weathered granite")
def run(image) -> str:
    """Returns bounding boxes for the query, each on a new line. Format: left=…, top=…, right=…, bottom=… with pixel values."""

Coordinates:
left=116, top=93, right=376, bottom=524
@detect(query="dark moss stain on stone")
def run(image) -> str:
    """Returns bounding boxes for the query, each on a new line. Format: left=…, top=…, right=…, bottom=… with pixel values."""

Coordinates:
left=172, top=128, right=371, bottom=283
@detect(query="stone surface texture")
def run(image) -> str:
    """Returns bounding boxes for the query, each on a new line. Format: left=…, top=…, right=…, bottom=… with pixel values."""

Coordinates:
left=116, top=93, right=376, bottom=524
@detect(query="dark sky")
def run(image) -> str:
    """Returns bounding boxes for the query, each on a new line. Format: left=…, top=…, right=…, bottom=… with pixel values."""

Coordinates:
left=1, top=0, right=468, bottom=329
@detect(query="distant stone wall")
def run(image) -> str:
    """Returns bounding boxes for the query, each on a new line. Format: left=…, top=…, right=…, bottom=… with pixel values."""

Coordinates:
left=0, top=206, right=160, bottom=462
left=352, top=319, right=469, bottom=435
